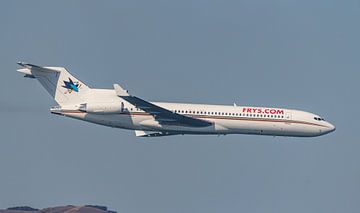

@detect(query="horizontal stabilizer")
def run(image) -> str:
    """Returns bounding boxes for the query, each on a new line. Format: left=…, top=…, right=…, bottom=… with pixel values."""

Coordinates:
left=24, top=74, right=36, bottom=78
left=17, top=62, right=60, bottom=73
left=17, top=61, right=43, bottom=69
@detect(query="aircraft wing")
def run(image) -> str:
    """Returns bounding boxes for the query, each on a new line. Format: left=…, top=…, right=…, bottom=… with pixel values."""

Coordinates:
left=114, top=84, right=212, bottom=127
left=135, top=130, right=178, bottom=137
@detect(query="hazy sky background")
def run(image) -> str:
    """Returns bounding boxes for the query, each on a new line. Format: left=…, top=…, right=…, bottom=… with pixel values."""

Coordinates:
left=0, top=1, right=359, bottom=212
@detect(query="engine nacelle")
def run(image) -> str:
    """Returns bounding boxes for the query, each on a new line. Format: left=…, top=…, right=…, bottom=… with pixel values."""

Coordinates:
left=79, top=102, right=124, bottom=114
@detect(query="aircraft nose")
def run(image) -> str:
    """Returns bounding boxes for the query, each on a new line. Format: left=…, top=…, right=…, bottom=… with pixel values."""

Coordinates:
left=326, top=122, right=336, bottom=133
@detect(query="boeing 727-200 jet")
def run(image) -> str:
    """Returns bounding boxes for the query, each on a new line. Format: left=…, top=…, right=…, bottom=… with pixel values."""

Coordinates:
left=17, top=62, right=335, bottom=137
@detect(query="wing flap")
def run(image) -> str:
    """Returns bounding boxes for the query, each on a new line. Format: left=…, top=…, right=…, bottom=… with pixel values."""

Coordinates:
left=135, top=130, right=178, bottom=137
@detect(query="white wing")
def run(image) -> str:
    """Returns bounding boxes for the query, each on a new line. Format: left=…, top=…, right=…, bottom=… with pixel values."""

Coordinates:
left=114, top=84, right=212, bottom=127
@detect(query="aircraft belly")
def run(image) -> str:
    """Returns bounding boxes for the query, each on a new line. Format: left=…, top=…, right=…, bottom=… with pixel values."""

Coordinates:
left=214, top=119, right=288, bottom=135
left=62, top=113, right=324, bottom=137
left=281, top=123, right=323, bottom=137
left=63, top=113, right=142, bottom=130
left=215, top=119, right=322, bottom=137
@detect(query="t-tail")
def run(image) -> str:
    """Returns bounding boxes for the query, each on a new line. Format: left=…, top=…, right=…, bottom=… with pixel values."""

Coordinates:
left=17, top=62, right=90, bottom=105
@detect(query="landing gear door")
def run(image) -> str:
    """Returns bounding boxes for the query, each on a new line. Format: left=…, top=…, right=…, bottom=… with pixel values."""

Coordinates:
left=120, top=102, right=125, bottom=113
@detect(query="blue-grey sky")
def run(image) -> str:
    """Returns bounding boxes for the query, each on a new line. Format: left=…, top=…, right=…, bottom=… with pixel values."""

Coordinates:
left=0, top=1, right=359, bottom=212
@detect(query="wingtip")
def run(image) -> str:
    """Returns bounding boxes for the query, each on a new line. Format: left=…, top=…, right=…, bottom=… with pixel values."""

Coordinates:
left=17, top=61, right=26, bottom=66
left=17, top=62, right=43, bottom=69
left=17, top=61, right=32, bottom=68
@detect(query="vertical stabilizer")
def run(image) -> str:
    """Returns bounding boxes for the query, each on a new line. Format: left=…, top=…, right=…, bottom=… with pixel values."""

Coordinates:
left=17, top=62, right=90, bottom=105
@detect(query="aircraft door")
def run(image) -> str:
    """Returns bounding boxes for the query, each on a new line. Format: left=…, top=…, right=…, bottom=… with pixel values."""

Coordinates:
left=285, top=112, right=292, bottom=120
left=120, top=102, right=125, bottom=113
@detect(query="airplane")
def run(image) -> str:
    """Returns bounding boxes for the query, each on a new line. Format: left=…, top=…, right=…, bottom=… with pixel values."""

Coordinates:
left=17, top=62, right=335, bottom=137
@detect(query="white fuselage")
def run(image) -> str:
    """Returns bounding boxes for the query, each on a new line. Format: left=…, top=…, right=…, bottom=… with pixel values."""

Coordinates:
left=52, top=89, right=335, bottom=137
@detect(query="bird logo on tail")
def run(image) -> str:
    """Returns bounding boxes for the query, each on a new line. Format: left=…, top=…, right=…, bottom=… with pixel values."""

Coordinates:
left=62, top=78, right=82, bottom=93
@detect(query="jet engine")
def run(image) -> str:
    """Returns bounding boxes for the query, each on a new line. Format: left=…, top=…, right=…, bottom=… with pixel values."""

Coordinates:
left=79, top=102, right=124, bottom=114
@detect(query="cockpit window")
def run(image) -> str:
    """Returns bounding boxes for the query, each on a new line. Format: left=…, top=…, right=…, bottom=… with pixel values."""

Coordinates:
left=314, top=117, right=325, bottom=121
